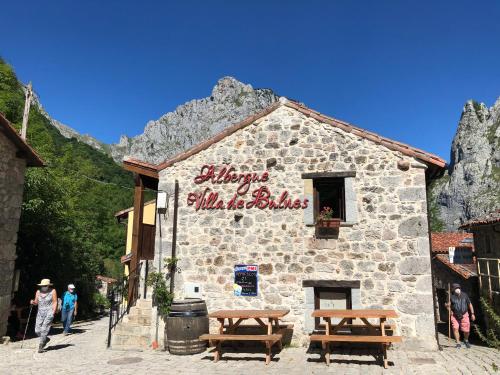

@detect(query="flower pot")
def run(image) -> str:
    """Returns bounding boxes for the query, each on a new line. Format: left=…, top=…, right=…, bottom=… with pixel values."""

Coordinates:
left=318, top=218, right=341, bottom=228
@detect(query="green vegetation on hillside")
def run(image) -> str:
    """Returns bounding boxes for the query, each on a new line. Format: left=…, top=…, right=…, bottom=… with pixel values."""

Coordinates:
left=0, top=58, right=134, bottom=315
left=427, top=176, right=448, bottom=232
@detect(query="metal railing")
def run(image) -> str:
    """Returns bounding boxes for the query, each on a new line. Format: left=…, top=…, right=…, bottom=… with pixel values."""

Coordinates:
left=107, top=263, right=142, bottom=348
left=477, top=258, right=500, bottom=299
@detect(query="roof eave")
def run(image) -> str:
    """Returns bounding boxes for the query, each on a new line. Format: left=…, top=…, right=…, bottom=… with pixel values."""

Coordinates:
left=0, top=114, right=45, bottom=167
left=125, top=98, right=447, bottom=173
left=123, top=158, right=159, bottom=179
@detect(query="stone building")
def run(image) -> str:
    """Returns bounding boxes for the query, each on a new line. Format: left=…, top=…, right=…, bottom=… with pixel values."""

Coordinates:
left=0, top=114, right=44, bottom=338
left=122, top=98, right=446, bottom=350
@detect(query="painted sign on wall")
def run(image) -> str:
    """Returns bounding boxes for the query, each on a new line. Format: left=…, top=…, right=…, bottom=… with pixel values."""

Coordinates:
left=234, top=265, right=258, bottom=296
left=187, top=164, right=309, bottom=211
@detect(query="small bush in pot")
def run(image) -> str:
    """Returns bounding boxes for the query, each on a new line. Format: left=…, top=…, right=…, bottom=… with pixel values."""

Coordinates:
left=317, top=206, right=341, bottom=228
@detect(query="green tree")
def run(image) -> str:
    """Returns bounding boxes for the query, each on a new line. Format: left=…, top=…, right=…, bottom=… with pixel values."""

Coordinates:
left=0, top=57, right=134, bottom=315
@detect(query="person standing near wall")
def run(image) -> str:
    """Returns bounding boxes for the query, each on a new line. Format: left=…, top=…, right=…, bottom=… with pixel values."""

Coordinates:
left=30, top=279, right=57, bottom=353
left=447, top=282, right=476, bottom=349
left=61, top=284, right=78, bottom=335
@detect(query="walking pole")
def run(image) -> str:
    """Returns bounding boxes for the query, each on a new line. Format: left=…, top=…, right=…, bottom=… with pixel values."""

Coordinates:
left=21, top=305, right=34, bottom=349
left=448, top=283, right=451, bottom=340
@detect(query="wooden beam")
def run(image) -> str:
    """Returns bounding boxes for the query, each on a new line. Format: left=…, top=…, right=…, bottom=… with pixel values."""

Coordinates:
left=123, top=161, right=159, bottom=179
left=128, top=173, right=145, bottom=305
left=302, top=280, right=361, bottom=288
left=301, top=171, right=356, bottom=179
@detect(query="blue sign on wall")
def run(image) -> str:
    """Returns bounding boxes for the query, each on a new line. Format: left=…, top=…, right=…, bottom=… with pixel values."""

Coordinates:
left=234, top=265, right=258, bottom=296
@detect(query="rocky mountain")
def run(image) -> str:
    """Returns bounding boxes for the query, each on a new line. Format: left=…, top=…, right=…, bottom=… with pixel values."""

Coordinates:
left=41, top=77, right=278, bottom=164
left=37, top=73, right=498, bottom=230
left=31, top=89, right=110, bottom=153
left=109, top=77, right=278, bottom=163
left=431, top=98, right=500, bottom=230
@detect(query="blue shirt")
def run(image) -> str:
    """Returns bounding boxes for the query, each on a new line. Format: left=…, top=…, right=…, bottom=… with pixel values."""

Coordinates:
left=63, top=291, right=77, bottom=310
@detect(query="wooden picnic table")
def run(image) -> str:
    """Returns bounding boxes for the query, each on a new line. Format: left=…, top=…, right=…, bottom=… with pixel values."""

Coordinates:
left=200, top=309, right=289, bottom=364
left=310, top=309, right=402, bottom=368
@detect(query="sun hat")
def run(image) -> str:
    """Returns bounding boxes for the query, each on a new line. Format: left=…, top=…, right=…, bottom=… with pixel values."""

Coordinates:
left=68, top=284, right=75, bottom=290
left=37, top=279, right=52, bottom=286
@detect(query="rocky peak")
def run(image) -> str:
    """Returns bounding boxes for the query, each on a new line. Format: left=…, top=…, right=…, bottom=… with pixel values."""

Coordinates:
left=109, top=77, right=279, bottom=164
left=432, top=97, right=500, bottom=230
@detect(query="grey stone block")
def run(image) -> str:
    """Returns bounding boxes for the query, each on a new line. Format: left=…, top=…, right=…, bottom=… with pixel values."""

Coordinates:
left=398, top=256, right=430, bottom=275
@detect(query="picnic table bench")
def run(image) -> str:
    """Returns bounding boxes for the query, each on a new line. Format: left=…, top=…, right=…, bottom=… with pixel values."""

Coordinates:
left=199, top=309, right=289, bottom=364
left=310, top=309, right=402, bottom=368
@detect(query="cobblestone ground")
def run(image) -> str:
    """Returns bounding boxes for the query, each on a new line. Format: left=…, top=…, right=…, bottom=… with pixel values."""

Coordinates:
left=1, top=318, right=498, bottom=375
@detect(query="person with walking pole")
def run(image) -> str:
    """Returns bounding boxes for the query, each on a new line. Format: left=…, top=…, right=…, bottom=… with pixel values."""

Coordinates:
left=446, top=282, right=475, bottom=349
left=30, top=279, right=57, bottom=353
left=20, top=304, right=34, bottom=349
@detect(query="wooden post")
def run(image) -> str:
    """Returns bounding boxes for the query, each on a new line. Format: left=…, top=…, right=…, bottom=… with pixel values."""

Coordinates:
left=497, top=260, right=500, bottom=293
left=169, top=180, right=179, bottom=294
left=486, top=260, right=492, bottom=301
left=325, top=317, right=331, bottom=366
left=128, top=173, right=145, bottom=306
left=477, top=261, right=482, bottom=291
left=21, top=82, right=33, bottom=140
left=448, top=283, right=451, bottom=340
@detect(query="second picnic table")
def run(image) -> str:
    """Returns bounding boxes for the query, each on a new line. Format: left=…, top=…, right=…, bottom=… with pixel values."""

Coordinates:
left=199, top=309, right=289, bottom=364
left=310, top=309, right=402, bottom=368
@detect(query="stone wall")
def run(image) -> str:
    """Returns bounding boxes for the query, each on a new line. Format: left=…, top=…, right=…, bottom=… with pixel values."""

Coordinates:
left=154, top=104, right=437, bottom=350
left=0, top=131, right=27, bottom=337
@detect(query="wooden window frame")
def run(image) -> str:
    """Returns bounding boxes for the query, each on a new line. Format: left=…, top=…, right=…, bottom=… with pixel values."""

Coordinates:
left=313, top=178, right=346, bottom=238
left=313, top=287, right=352, bottom=329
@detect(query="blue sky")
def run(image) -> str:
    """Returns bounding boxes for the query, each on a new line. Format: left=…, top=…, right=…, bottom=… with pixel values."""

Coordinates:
left=2, top=0, right=500, bottom=160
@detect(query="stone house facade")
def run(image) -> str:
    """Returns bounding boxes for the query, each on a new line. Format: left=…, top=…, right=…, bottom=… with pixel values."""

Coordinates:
left=124, top=98, right=446, bottom=350
left=0, top=114, right=44, bottom=338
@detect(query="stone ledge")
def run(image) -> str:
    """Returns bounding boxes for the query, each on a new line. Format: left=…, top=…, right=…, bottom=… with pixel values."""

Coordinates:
left=301, top=171, right=356, bottom=179
left=302, top=280, right=360, bottom=288
left=305, top=221, right=358, bottom=227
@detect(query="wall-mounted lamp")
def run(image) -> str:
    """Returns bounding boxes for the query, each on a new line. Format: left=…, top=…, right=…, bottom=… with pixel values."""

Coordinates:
left=157, top=191, right=168, bottom=214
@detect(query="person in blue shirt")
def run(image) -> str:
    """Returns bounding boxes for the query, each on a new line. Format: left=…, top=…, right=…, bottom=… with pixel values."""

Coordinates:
left=61, top=284, right=78, bottom=335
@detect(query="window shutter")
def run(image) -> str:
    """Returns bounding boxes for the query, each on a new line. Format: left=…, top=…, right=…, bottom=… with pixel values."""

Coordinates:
left=303, top=179, right=315, bottom=225
left=344, top=177, right=358, bottom=224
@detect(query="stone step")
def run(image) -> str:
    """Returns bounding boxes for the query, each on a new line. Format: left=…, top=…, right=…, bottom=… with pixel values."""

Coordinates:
left=127, top=308, right=151, bottom=318
left=135, top=299, right=152, bottom=309
left=114, top=323, right=151, bottom=336
left=122, top=315, right=152, bottom=326
left=111, top=333, right=150, bottom=348
left=126, top=315, right=152, bottom=326
left=109, top=345, right=146, bottom=352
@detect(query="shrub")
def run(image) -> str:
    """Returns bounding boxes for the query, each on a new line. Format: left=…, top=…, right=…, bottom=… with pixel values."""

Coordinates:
left=473, top=297, right=500, bottom=350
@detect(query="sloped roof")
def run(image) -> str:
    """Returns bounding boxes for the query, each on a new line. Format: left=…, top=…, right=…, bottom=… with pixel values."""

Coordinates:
left=435, top=254, right=478, bottom=279
left=123, top=99, right=446, bottom=175
left=431, top=232, right=474, bottom=254
left=0, top=113, right=44, bottom=167
left=460, top=210, right=500, bottom=229
left=114, top=199, right=156, bottom=220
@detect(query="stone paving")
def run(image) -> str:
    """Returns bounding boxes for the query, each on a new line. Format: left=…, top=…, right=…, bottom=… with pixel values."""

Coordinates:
left=0, top=317, right=498, bottom=375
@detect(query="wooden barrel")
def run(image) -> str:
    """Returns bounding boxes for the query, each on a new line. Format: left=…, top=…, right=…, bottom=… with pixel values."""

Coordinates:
left=165, top=299, right=209, bottom=355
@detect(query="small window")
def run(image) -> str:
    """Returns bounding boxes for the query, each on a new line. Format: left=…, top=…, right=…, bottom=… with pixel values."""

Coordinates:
left=314, top=178, right=345, bottom=238
left=484, top=234, right=492, bottom=254
left=314, top=178, right=345, bottom=220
